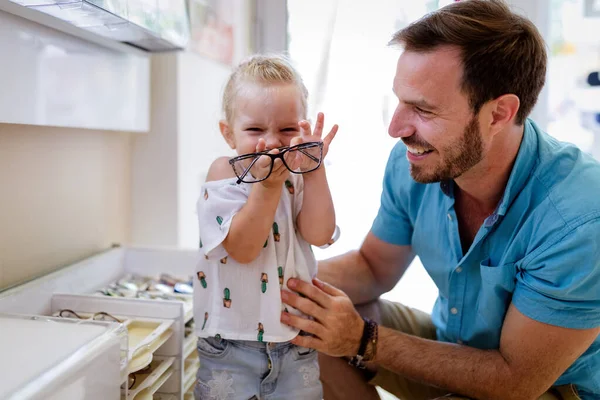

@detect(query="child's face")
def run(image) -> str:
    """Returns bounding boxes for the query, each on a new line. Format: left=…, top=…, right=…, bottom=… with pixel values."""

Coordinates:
left=220, top=82, right=306, bottom=156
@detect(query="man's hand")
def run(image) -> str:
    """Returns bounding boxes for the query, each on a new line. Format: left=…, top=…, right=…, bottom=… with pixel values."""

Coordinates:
left=280, top=277, right=364, bottom=357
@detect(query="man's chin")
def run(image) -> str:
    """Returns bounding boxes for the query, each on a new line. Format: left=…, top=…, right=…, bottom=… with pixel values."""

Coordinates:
left=409, top=165, right=443, bottom=184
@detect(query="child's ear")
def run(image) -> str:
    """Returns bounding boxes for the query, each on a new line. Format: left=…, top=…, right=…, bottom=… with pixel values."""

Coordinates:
left=219, top=120, right=236, bottom=149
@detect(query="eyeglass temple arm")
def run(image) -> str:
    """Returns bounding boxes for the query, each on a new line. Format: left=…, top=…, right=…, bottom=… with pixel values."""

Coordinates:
left=236, top=156, right=261, bottom=184
left=297, top=148, right=321, bottom=164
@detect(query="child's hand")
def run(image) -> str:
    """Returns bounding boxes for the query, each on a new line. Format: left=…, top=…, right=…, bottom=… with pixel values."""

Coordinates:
left=254, top=139, right=289, bottom=189
left=298, top=112, right=339, bottom=159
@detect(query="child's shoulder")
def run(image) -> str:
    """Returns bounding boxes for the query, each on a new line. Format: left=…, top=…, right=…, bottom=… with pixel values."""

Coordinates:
left=206, top=156, right=237, bottom=182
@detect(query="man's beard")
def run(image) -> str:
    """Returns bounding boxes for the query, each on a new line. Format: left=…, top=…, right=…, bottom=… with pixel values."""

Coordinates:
left=406, top=116, right=484, bottom=184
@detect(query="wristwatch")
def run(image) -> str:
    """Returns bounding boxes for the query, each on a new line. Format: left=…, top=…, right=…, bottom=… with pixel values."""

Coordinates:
left=348, top=317, right=378, bottom=369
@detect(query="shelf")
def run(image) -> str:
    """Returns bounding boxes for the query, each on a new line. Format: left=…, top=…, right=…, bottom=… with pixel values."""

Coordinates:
left=183, top=361, right=198, bottom=395
left=182, top=336, right=199, bottom=395
left=0, top=314, right=124, bottom=400
left=183, top=375, right=196, bottom=396
left=154, top=394, right=178, bottom=400
left=185, top=350, right=199, bottom=366
left=128, top=348, right=153, bottom=377
left=51, top=310, right=173, bottom=376
left=126, top=319, right=173, bottom=371
left=0, top=246, right=201, bottom=400
left=135, top=366, right=174, bottom=399
left=182, top=334, right=196, bottom=361
left=124, top=356, right=175, bottom=400
left=184, top=307, right=193, bottom=324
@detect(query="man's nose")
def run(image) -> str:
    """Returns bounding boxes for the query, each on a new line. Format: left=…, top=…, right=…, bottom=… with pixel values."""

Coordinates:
left=388, top=106, right=415, bottom=138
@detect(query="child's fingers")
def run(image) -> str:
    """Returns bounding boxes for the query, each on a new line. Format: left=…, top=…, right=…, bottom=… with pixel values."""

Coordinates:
left=287, top=152, right=301, bottom=171
left=257, top=154, right=271, bottom=169
left=255, top=138, right=266, bottom=153
left=272, top=158, right=288, bottom=178
left=323, top=124, right=339, bottom=147
left=313, top=112, right=324, bottom=137
left=290, top=136, right=304, bottom=147
left=298, top=120, right=312, bottom=137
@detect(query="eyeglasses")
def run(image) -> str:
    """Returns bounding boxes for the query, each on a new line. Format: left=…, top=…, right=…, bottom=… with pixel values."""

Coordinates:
left=95, top=273, right=194, bottom=299
left=229, top=141, right=323, bottom=184
left=58, top=309, right=122, bottom=323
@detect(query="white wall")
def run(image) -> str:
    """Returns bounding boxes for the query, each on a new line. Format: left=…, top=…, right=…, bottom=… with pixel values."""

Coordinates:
left=131, top=52, right=235, bottom=248
left=0, top=124, right=132, bottom=290
left=131, top=0, right=256, bottom=248
left=131, top=55, right=180, bottom=247
left=0, top=0, right=262, bottom=290
left=0, top=9, right=146, bottom=290
left=177, top=53, right=234, bottom=248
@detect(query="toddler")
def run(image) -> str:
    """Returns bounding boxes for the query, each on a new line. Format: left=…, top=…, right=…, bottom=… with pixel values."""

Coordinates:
left=194, top=54, right=338, bottom=400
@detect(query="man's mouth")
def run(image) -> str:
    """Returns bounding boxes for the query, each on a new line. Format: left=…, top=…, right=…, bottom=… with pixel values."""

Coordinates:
left=406, top=145, right=434, bottom=156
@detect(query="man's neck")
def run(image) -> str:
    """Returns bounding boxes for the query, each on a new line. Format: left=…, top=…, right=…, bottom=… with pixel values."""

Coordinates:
left=454, top=124, right=525, bottom=215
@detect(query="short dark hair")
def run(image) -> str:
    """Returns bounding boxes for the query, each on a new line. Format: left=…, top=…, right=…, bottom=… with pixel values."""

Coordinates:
left=390, top=0, right=547, bottom=125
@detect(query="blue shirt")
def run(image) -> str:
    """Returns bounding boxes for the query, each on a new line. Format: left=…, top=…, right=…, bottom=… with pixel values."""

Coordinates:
left=372, top=119, right=600, bottom=398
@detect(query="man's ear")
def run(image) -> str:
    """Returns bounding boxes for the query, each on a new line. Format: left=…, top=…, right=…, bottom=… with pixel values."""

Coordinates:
left=219, top=120, right=236, bottom=149
left=489, top=94, right=520, bottom=136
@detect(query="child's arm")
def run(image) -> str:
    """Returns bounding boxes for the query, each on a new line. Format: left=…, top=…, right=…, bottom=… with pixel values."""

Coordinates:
left=296, top=165, right=336, bottom=246
left=205, top=151, right=285, bottom=264
left=296, top=112, right=338, bottom=246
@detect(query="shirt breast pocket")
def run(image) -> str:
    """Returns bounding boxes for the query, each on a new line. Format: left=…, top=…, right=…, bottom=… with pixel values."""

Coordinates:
left=476, top=258, right=517, bottom=332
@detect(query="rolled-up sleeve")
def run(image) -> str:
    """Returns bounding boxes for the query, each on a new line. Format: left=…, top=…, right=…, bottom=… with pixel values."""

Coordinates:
left=513, top=218, right=600, bottom=329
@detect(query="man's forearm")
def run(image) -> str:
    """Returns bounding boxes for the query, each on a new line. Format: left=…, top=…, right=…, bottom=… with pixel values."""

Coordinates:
left=375, top=327, right=535, bottom=400
left=318, top=251, right=387, bottom=305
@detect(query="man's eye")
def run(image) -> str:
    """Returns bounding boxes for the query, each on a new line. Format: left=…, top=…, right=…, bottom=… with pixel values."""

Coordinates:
left=246, top=128, right=262, bottom=132
left=415, top=107, right=431, bottom=115
left=281, top=128, right=298, bottom=133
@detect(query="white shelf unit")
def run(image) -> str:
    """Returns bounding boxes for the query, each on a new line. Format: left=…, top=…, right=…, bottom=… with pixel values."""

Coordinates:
left=0, top=246, right=200, bottom=400
left=0, top=313, right=126, bottom=400
left=125, top=356, right=176, bottom=400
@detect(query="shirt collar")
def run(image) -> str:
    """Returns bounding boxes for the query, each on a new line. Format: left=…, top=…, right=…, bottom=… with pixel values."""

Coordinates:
left=495, top=118, right=538, bottom=216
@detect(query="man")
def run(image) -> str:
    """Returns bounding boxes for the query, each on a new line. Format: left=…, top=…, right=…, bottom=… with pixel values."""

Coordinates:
left=279, top=1, right=600, bottom=399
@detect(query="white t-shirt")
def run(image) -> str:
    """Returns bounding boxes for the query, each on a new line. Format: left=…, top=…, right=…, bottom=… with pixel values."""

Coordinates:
left=193, top=173, right=317, bottom=342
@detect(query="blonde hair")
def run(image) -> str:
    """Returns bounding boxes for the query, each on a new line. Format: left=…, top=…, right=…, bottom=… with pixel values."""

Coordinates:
left=222, top=54, right=309, bottom=124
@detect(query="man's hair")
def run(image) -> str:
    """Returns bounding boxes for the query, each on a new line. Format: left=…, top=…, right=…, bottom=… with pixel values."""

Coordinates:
left=390, top=0, right=546, bottom=125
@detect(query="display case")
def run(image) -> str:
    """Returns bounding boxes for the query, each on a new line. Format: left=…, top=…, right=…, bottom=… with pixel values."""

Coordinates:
left=0, top=313, right=126, bottom=400
left=0, top=246, right=200, bottom=399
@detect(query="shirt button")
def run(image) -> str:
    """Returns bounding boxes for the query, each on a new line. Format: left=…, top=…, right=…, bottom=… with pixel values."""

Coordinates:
left=455, top=266, right=463, bottom=273
left=450, top=307, right=458, bottom=315
left=447, top=213, right=452, bottom=221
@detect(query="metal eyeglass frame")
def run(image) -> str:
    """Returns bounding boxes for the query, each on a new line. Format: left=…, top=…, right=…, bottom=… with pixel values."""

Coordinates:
left=228, top=141, right=323, bottom=184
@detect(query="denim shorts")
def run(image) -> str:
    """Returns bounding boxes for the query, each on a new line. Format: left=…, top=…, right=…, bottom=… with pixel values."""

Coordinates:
left=194, top=336, right=322, bottom=400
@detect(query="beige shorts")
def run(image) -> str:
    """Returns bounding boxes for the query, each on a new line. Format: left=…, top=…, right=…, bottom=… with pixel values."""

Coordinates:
left=369, top=299, right=581, bottom=400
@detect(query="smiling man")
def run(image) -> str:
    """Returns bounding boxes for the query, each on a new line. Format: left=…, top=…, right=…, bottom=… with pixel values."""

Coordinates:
left=279, top=1, right=600, bottom=399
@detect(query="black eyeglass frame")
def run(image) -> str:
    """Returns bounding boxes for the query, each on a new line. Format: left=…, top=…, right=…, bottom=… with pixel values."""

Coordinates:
left=228, top=141, right=324, bottom=184
left=58, top=309, right=122, bottom=323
